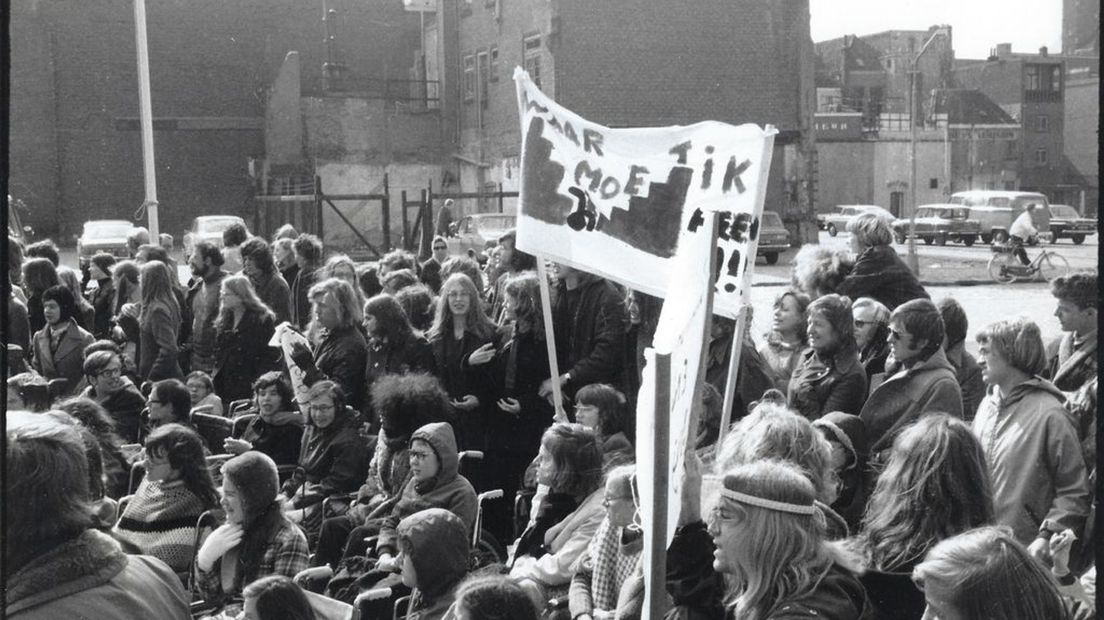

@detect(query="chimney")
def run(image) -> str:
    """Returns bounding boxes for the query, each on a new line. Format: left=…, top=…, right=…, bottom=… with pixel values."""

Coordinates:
left=995, top=43, right=1012, bottom=56
left=1039, top=46, right=1048, bottom=56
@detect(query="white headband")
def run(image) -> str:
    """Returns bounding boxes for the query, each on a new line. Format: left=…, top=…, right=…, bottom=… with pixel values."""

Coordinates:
left=719, top=487, right=817, bottom=516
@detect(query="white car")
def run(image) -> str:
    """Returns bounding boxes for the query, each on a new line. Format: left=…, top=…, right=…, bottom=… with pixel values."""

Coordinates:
left=183, top=215, right=247, bottom=257
left=823, top=205, right=896, bottom=236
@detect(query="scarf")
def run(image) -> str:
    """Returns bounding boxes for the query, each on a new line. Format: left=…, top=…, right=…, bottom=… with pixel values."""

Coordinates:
left=585, top=517, right=644, bottom=611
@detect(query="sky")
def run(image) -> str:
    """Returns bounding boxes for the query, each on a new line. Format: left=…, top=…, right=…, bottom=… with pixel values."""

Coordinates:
left=810, top=0, right=1064, bottom=60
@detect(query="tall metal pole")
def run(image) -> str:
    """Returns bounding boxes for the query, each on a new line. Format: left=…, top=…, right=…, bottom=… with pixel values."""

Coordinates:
left=134, top=0, right=159, bottom=239
left=907, top=67, right=918, bottom=274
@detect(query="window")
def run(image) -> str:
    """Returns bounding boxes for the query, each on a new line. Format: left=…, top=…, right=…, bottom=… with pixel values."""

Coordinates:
left=1026, top=64, right=1041, bottom=91
left=477, top=50, right=490, bottom=107
left=1036, top=115, right=1049, bottom=132
left=524, top=34, right=542, bottom=88
left=929, top=178, right=939, bottom=189
left=1046, top=65, right=1062, bottom=93
left=1034, top=148, right=1049, bottom=165
left=463, top=54, right=475, bottom=102
left=489, top=46, right=499, bottom=82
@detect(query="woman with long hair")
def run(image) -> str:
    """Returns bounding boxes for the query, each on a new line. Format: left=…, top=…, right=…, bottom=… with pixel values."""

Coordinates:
left=287, top=278, right=369, bottom=413
left=57, top=265, right=96, bottom=332
left=213, top=274, right=278, bottom=403
left=138, top=261, right=184, bottom=381
left=708, top=460, right=870, bottom=619
left=196, top=451, right=310, bottom=610
left=361, top=293, right=436, bottom=422
left=22, top=256, right=60, bottom=335
left=86, top=253, right=117, bottom=339
left=759, top=289, right=811, bottom=393
left=321, top=254, right=366, bottom=315
left=787, top=294, right=867, bottom=420
left=112, top=259, right=141, bottom=315
left=912, top=526, right=1070, bottom=620
left=113, top=423, right=220, bottom=573
left=427, top=273, right=497, bottom=453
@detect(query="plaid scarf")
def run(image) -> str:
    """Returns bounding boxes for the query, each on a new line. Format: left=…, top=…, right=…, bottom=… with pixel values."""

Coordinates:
left=586, top=517, right=644, bottom=611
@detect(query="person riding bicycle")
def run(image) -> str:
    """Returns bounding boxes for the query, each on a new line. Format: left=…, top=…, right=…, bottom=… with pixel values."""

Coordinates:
left=1008, top=204, right=1038, bottom=266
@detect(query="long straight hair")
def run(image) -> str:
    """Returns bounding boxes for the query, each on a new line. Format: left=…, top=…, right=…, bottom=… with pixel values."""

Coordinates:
left=217, top=274, right=275, bottom=331
left=503, top=271, right=544, bottom=340
left=143, top=423, right=220, bottom=509
left=427, top=273, right=496, bottom=343
left=138, top=261, right=181, bottom=325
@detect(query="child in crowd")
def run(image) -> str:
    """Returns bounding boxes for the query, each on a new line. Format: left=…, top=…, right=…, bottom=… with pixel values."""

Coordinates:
left=186, top=370, right=224, bottom=417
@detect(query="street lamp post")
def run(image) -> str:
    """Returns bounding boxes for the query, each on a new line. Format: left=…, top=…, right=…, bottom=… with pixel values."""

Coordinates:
left=906, top=26, right=950, bottom=276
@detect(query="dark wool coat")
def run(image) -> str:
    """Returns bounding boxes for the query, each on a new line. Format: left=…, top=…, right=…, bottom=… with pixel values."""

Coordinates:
left=88, top=278, right=116, bottom=338
left=788, top=347, right=868, bottom=420
left=836, top=244, right=929, bottom=311
left=551, top=275, right=630, bottom=399
left=305, top=325, right=370, bottom=413
left=213, top=310, right=279, bottom=403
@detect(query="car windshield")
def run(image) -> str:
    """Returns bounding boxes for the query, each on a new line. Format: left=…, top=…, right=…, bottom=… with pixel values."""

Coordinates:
left=917, top=208, right=935, bottom=218
left=761, top=212, right=783, bottom=227
left=84, top=221, right=133, bottom=238
left=196, top=218, right=243, bottom=234
left=1051, top=205, right=1078, bottom=218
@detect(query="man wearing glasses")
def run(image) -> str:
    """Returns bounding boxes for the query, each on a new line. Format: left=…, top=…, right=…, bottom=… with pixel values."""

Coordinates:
left=80, top=347, right=146, bottom=443
left=420, top=235, right=449, bottom=293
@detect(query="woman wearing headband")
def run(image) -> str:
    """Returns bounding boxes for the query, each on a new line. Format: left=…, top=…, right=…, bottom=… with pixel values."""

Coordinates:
left=706, top=460, right=871, bottom=619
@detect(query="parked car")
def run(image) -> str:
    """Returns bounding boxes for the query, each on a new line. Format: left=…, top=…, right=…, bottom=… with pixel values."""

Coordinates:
left=948, top=190, right=1051, bottom=244
left=1047, top=204, right=1096, bottom=245
left=183, top=215, right=247, bottom=257
left=77, top=220, right=135, bottom=269
left=756, top=211, right=790, bottom=265
left=7, top=196, right=34, bottom=247
left=446, top=213, right=516, bottom=256
left=823, top=205, right=896, bottom=236
left=892, top=205, right=980, bottom=246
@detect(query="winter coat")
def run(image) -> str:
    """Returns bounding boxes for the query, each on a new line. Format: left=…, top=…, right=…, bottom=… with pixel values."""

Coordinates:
left=186, top=270, right=227, bottom=374
left=945, top=343, right=986, bottom=420
left=251, top=270, right=293, bottom=326
left=291, top=266, right=319, bottom=330
left=305, top=325, right=369, bottom=413
left=376, top=422, right=478, bottom=556
left=552, top=275, right=630, bottom=399
left=238, top=410, right=306, bottom=467
left=112, top=478, right=212, bottom=572
left=835, top=244, right=929, bottom=311
left=398, top=508, right=470, bottom=620
left=26, top=293, right=45, bottom=335
left=363, top=331, right=436, bottom=418
left=860, top=347, right=963, bottom=461
left=139, top=304, right=184, bottom=381
left=88, top=277, right=116, bottom=338
left=81, top=380, right=147, bottom=445
left=973, top=377, right=1091, bottom=544
left=759, top=337, right=807, bottom=394
left=788, top=346, right=868, bottom=420
left=486, top=328, right=554, bottom=458
left=213, top=310, right=279, bottom=403
left=30, top=318, right=94, bottom=395
left=510, top=487, right=605, bottom=590
left=1047, top=330, right=1097, bottom=394
left=431, top=327, right=495, bottom=451
left=5, top=529, right=190, bottom=619
left=764, top=562, right=871, bottom=619
left=283, top=405, right=369, bottom=509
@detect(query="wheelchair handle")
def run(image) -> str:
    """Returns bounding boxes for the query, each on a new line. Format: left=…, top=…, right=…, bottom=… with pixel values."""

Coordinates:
left=478, top=489, right=504, bottom=502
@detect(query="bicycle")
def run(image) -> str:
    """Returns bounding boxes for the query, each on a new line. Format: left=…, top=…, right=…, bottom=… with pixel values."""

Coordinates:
left=987, top=241, right=1070, bottom=283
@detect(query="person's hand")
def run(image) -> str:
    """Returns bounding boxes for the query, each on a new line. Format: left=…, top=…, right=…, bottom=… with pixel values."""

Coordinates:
left=1049, top=529, right=1077, bottom=576
left=288, top=341, right=314, bottom=369
left=467, top=342, right=496, bottom=366
left=452, top=395, right=480, bottom=411
left=497, top=397, right=521, bottom=415
left=1027, top=535, right=1053, bottom=566
left=538, top=378, right=554, bottom=400
left=678, top=448, right=703, bottom=527
left=196, top=523, right=244, bottom=572
left=222, top=438, right=252, bottom=455
left=375, top=553, right=398, bottom=572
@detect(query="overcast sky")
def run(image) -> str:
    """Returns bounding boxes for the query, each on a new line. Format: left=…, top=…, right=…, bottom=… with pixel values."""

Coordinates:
left=810, top=0, right=1064, bottom=59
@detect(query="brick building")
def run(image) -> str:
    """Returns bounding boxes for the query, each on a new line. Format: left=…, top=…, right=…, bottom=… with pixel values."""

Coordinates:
left=9, top=0, right=419, bottom=241
left=421, top=0, right=820, bottom=241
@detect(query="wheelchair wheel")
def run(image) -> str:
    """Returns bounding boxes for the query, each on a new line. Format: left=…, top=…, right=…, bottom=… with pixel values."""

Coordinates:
left=470, top=528, right=507, bottom=570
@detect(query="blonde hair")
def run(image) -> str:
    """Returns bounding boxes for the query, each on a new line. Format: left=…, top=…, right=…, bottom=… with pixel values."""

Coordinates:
left=306, top=277, right=363, bottom=344
left=321, top=254, right=365, bottom=309
left=975, top=317, right=1048, bottom=376
left=217, top=274, right=275, bottom=330
left=846, top=212, right=894, bottom=248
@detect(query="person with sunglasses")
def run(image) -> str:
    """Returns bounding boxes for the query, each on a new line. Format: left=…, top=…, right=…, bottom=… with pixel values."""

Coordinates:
left=852, top=297, right=891, bottom=385
left=420, top=235, right=449, bottom=294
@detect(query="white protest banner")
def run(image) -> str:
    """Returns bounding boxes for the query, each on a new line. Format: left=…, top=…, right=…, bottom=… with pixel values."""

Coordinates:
left=269, top=322, right=313, bottom=409
left=513, top=67, right=776, bottom=317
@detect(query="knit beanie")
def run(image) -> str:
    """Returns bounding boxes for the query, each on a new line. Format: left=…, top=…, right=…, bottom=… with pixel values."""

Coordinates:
left=222, top=451, right=279, bottom=523
left=812, top=411, right=868, bottom=469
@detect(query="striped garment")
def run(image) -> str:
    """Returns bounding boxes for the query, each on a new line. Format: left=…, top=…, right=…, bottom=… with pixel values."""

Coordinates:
left=113, top=479, right=209, bottom=572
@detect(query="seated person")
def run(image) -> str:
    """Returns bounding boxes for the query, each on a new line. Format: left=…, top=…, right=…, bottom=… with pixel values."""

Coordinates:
left=223, top=371, right=304, bottom=468
left=186, top=370, right=224, bottom=417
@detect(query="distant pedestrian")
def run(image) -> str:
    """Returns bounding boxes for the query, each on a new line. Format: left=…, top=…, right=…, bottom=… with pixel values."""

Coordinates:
left=435, top=198, right=455, bottom=237
left=184, top=241, right=227, bottom=374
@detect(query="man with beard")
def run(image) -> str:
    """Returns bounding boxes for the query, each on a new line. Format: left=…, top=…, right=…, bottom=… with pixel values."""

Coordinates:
left=184, top=242, right=227, bottom=375
left=241, top=237, right=292, bottom=325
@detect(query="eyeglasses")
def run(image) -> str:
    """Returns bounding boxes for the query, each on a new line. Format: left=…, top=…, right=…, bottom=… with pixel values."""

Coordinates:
left=409, top=450, right=434, bottom=462
left=433, top=245, right=447, bottom=250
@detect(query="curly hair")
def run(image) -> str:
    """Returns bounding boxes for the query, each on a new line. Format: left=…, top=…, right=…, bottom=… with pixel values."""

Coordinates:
left=1050, top=271, right=1097, bottom=311
left=540, top=423, right=604, bottom=498
left=790, top=246, right=853, bottom=299
left=55, top=396, right=124, bottom=446
left=857, top=413, right=993, bottom=572
left=222, top=222, right=249, bottom=247
left=371, top=372, right=450, bottom=439
left=293, top=234, right=323, bottom=266
left=378, top=249, right=417, bottom=276
left=440, top=256, right=485, bottom=295
left=394, top=284, right=435, bottom=333
left=143, top=423, right=220, bottom=509
left=240, top=237, right=276, bottom=274
left=252, top=371, right=294, bottom=411
left=454, top=574, right=539, bottom=620
left=504, top=271, right=544, bottom=339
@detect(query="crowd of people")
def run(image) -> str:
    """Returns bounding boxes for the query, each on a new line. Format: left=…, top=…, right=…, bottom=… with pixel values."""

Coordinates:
left=4, top=210, right=1097, bottom=620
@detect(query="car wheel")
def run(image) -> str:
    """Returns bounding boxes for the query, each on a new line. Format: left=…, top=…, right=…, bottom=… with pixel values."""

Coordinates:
left=764, top=252, right=779, bottom=266
left=981, top=234, right=992, bottom=245
left=827, top=224, right=838, bottom=237
left=1072, top=234, right=1086, bottom=245
left=992, top=230, right=1009, bottom=244
left=1050, top=229, right=1063, bottom=244
left=922, top=236, right=933, bottom=245
left=935, top=233, right=948, bottom=246
left=963, top=235, right=976, bottom=247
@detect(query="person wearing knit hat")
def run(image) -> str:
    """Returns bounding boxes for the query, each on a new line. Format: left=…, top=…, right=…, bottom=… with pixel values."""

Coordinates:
left=397, top=508, right=471, bottom=620
left=812, top=411, right=869, bottom=532
left=195, top=452, right=309, bottom=608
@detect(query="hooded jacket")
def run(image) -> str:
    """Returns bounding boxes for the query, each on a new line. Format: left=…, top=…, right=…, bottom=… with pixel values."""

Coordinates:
left=398, top=508, right=470, bottom=620
left=283, top=405, right=369, bottom=508
left=860, top=347, right=963, bottom=459
left=972, top=377, right=1090, bottom=544
left=813, top=412, right=869, bottom=532
left=376, top=422, right=477, bottom=556
left=835, top=244, right=929, bottom=311
left=5, top=529, right=190, bottom=619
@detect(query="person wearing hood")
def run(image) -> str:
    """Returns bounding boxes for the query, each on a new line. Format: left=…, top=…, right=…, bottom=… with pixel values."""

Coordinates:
left=80, top=347, right=147, bottom=443
left=836, top=212, right=929, bottom=311
left=972, top=318, right=1090, bottom=556
left=281, top=380, right=369, bottom=542
left=860, top=299, right=963, bottom=470
left=223, top=371, right=304, bottom=467
left=196, top=451, right=310, bottom=610
left=812, top=411, right=869, bottom=532
left=788, top=294, right=867, bottom=420
left=397, top=508, right=471, bottom=620
left=6, top=412, right=190, bottom=619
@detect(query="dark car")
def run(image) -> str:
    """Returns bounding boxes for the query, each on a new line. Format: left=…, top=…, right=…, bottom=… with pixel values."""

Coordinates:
left=892, top=205, right=981, bottom=246
left=1047, top=204, right=1096, bottom=245
left=757, top=211, right=790, bottom=265
left=78, top=219, right=135, bottom=268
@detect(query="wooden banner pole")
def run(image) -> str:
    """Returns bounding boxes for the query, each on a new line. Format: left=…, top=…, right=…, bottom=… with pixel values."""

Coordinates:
left=535, top=255, right=566, bottom=421
left=647, top=351, right=672, bottom=620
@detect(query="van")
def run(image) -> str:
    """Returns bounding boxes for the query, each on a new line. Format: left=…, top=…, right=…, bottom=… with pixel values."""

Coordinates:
left=948, top=191, right=1051, bottom=244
